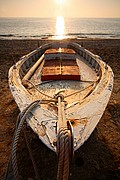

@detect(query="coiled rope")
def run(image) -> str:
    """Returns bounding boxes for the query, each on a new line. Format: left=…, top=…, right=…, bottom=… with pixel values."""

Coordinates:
left=12, top=100, right=41, bottom=180
left=56, top=94, right=74, bottom=180
left=5, top=92, right=74, bottom=180
left=4, top=100, right=41, bottom=180
left=57, top=127, right=70, bottom=180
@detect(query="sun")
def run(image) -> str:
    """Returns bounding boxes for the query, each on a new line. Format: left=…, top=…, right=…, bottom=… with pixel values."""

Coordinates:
left=56, top=0, right=65, bottom=5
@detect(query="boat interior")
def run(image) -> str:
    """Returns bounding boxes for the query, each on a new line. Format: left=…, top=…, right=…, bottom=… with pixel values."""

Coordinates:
left=15, top=42, right=102, bottom=109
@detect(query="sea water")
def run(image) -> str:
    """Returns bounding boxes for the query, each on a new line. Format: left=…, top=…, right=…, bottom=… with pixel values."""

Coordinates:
left=0, top=17, right=120, bottom=39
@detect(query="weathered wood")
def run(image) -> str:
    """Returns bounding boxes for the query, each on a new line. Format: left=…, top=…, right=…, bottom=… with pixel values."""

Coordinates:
left=44, top=48, right=76, bottom=60
left=22, top=54, right=44, bottom=83
left=57, top=97, right=67, bottom=131
left=41, top=59, right=80, bottom=81
left=9, top=42, right=114, bottom=152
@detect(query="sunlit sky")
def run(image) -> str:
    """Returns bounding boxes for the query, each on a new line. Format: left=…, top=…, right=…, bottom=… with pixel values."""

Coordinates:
left=0, top=0, right=120, bottom=18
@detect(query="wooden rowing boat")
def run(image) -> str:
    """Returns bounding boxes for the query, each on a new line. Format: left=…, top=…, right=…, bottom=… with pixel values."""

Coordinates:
left=8, top=41, right=114, bottom=178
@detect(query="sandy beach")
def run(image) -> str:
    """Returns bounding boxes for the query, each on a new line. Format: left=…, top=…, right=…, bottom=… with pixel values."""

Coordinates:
left=0, top=39, right=120, bottom=179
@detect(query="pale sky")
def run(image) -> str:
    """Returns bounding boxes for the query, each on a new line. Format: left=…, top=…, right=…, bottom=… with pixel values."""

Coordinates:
left=0, top=0, right=120, bottom=18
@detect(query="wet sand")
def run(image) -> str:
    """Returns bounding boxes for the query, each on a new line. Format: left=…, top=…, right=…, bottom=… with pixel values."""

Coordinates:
left=0, top=39, right=120, bottom=179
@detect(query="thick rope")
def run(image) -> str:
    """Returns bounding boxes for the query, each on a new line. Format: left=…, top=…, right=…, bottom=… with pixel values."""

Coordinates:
left=11, top=100, right=40, bottom=180
left=57, top=127, right=71, bottom=180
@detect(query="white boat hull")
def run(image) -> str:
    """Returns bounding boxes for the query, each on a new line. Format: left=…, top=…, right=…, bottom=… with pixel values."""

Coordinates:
left=9, top=42, right=114, bottom=151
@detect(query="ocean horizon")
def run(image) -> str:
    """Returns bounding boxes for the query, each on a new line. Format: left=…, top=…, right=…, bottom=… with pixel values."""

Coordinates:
left=0, top=17, right=120, bottom=40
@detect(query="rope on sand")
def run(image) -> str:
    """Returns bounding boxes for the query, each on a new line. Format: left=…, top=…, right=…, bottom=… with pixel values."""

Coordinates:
left=4, top=100, right=40, bottom=180
left=5, top=93, right=74, bottom=180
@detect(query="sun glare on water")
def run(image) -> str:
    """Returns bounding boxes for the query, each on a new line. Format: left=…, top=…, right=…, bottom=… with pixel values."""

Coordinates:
left=55, top=16, right=65, bottom=39
left=53, top=0, right=67, bottom=39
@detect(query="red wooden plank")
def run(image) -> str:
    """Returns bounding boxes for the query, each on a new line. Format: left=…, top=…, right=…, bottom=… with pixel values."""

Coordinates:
left=41, top=58, right=80, bottom=81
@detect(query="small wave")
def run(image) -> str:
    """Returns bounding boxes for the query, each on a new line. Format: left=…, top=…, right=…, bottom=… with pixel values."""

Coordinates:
left=110, top=34, right=120, bottom=38
left=67, top=32, right=113, bottom=36
left=0, top=34, right=15, bottom=37
left=0, top=32, right=119, bottom=40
